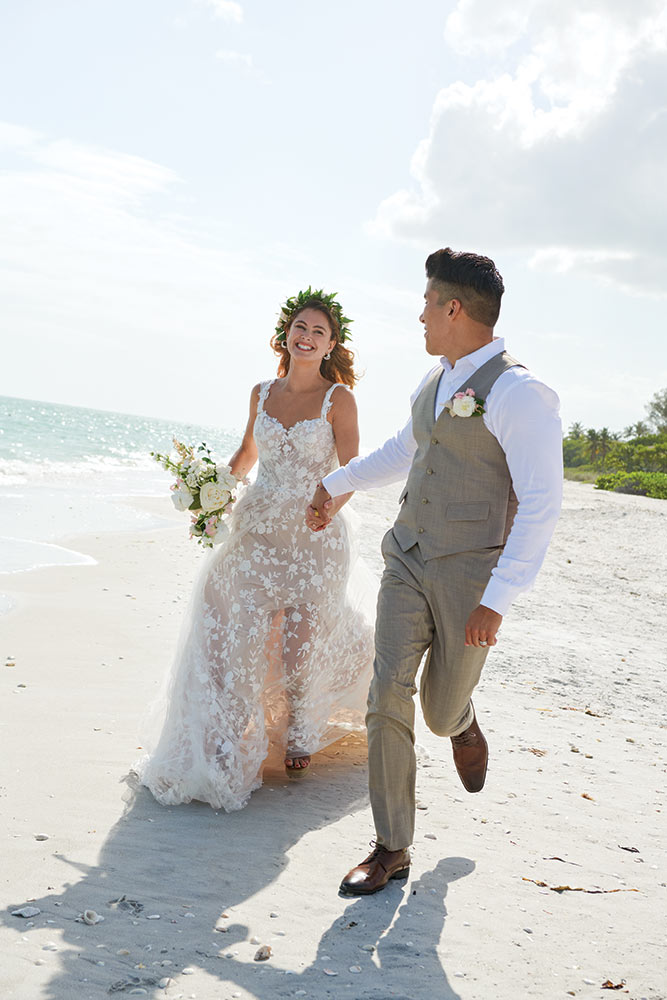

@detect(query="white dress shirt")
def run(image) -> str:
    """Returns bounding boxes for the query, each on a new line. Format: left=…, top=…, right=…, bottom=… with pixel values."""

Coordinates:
left=323, top=338, right=563, bottom=616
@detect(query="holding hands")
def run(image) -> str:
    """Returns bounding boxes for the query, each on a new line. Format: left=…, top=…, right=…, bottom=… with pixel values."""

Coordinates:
left=306, top=482, right=350, bottom=532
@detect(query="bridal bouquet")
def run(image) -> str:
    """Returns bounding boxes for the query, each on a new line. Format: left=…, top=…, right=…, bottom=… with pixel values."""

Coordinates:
left=151, top=439, right=238, bottom=547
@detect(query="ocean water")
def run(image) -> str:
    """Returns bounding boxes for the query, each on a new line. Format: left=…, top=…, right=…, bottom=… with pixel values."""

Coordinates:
left=0, top=395, right=241, bottom=593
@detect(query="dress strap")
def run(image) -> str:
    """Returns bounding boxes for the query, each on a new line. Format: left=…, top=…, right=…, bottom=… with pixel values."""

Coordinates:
left=321, top=382, right=348, bottom=420
left=257, top=379, right=275, bottom=412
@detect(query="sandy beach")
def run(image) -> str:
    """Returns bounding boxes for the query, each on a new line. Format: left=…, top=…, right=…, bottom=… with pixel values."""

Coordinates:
left=1, top=480, right=666, bottom=1000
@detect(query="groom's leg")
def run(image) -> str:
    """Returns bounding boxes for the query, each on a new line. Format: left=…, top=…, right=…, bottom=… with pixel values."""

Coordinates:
left=419, top=546, right=503, bottom=737
left=366, top=531, right=434, bottom=851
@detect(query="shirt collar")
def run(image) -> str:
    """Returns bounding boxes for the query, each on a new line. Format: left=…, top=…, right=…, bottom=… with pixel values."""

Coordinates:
left=439, top=336, right=505, bottom=376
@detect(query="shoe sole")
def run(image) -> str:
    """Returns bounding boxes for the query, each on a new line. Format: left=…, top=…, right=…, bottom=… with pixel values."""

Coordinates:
left=338, top=867, right=410, bottom=896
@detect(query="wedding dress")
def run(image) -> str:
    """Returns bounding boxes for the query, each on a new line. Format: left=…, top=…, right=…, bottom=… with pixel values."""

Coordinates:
left=135, top=380, right=377, bottom=811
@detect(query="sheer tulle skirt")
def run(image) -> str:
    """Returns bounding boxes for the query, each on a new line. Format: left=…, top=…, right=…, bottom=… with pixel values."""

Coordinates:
left=134, top=492, right=377, bottom=812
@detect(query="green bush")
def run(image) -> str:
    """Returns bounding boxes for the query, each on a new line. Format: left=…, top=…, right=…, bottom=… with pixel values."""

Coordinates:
left=595, top=471, right=667, bottom=500
left=564, top=466, right=598, bottom=482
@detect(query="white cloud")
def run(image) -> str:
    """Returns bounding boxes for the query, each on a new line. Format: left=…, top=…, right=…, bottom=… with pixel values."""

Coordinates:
left=194, top=0, right=243, bottom=22
left=372, top=0, right=667, bottom=296
left=215, top=49, right=253, bottom=69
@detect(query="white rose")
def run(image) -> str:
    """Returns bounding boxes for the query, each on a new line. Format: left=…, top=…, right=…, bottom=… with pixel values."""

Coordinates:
left=199, top=481, right=231, bottom=513
left=451, top=395, right=477, bottom=417
left=171, top=485, right=193, bottom=511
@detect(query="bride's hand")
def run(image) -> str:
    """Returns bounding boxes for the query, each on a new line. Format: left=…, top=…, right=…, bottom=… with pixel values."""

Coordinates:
left=306, top=483, right=332, bottom=531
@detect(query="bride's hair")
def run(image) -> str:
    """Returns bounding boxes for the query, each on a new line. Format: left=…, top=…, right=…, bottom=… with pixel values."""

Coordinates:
left=270, top=301, right=359, bottom=388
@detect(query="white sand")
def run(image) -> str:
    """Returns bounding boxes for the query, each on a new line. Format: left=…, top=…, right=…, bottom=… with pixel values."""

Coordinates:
left=1, top=482, right=666, bottom=1000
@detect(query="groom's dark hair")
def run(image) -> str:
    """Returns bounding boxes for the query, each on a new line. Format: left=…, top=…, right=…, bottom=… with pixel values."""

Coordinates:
left=425, top=247, right=504, bottom=327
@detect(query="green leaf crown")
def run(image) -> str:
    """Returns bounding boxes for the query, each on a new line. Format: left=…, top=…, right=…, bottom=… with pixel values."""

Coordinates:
left=275, top=286, right=353, bottom=344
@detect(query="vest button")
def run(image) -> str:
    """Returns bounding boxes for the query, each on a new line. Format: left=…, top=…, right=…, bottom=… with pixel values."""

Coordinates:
left=426, top=468, right=433, bottom=475
left=418, top=527, right=425, bottom=534
left=431, top=438, right=438, bottom=445
left=421, top=498, right=429, bottom=504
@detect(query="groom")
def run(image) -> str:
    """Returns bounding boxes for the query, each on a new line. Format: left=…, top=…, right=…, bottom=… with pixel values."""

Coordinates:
left=307, top=247, right=563, bottom=895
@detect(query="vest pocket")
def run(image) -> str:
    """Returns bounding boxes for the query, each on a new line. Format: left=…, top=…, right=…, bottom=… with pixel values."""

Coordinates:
left=398, top=486, right=408, bottom=504
left=445, top=501, right=490, bottom=521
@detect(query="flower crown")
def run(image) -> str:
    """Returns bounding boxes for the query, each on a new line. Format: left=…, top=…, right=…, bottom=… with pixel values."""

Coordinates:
left=275, top=286, right=353, bottom=344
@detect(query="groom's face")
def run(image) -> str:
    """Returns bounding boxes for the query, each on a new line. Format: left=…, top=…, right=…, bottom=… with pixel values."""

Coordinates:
left=420, top=279, right=455, bottom=358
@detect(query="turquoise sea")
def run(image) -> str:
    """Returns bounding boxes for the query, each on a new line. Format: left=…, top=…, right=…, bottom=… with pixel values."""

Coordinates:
left=0, top=395, right=241, bottom=598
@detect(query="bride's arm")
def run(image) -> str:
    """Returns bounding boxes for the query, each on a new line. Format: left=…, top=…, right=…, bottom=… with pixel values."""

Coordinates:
left=227, top=384, right=260, bottom=480
left=310, top=386, right=358, bottom=522
left=331, top=385, right=360, bottom=468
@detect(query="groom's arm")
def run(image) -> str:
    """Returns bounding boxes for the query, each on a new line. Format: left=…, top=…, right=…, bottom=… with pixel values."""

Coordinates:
left=478, top=375, right=563, bottom=617
left=323, top=416, right=418, bottom=497
left=307, top=420, right=418, bottom=529
left=307, top=370, right=436, bottom=530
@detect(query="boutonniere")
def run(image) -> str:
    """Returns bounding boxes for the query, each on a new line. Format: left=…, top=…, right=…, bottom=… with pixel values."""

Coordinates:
left=445, top=387, right=485, bottom=418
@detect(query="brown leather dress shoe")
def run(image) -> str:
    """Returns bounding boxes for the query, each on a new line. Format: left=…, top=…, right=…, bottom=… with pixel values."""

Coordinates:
left=339, top=843, right=411, bottom=896
left=451, top=712, right=488, bottom=792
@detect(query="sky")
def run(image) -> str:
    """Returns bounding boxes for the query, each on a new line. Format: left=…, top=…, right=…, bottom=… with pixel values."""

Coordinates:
left=2, top=0, right=666, bottom=447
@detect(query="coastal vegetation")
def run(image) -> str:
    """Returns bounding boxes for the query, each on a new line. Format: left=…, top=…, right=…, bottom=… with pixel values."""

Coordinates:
left=563, top=388, right=667, bottom=499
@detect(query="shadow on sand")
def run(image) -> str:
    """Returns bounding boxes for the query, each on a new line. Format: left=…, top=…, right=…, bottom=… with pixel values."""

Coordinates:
left=4, top=738, right=472, bottom=999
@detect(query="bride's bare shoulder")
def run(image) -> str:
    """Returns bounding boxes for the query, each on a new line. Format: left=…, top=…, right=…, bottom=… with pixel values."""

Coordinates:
left=328, top=383, right=357, bottom=418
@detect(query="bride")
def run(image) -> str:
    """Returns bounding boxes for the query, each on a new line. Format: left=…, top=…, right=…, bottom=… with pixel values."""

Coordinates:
left=136, top=289, right=376, bottom=811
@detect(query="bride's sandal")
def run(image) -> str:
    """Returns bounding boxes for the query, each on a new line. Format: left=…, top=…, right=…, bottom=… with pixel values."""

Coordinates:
left=285, top=754, right=311, bottom=779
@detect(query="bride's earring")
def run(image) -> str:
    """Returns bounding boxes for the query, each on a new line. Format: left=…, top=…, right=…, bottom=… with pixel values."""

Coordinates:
left=323, top=351, right=332, bottom=360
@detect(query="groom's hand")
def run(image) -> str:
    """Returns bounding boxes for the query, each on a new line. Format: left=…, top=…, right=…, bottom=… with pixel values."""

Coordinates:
left=306, top=483, right=333, bottom=532
left=465, top=605, right=503, bottom=648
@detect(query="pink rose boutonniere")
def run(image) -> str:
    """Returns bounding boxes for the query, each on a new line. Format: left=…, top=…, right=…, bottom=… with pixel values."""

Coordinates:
left=446, top=387, right=485, bottom=418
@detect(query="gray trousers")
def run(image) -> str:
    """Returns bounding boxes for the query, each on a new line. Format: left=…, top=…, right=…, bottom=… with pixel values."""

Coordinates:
left=367, top=529, right=502, bottom=850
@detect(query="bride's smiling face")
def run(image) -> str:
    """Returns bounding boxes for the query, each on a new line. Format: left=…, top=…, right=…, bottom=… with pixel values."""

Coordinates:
left=286, top=308, right=335, bottom=363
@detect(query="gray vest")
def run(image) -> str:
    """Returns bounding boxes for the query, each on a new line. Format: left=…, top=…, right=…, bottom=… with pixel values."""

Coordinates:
left=393, top=351, right=524, bottom=560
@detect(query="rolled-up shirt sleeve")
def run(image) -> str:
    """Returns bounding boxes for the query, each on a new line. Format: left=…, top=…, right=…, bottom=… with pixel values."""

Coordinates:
left=480, top=377, right=563, bottom=616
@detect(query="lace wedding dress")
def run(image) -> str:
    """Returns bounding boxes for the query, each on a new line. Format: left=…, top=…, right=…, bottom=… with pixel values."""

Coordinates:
left=135, top=381, right=377, bottom=811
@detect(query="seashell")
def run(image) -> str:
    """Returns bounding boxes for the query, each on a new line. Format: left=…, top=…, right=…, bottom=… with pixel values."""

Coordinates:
left=43, top=943, right=58, bottom=951
left=424, top=833, right=437, bottom=840
left=34, top=834, right=49, bottom=841
left=254, top=945, right=272, bottom=961
left=184, top=912, right=195, bottom=918
left=182, top=967, right=195, bottom=975
left=349, top=965, right=362, bottom=973
left=146, top=913, right=161, bottom=920
left=323, top=968, right=338, bottom=976
left=81, top=909, right=104, bottom=925
left=269, top=911, right=279, bottom=918
left=116, top=949, right=130, bottom=956
left=158, top=978, right=174, bottom=989
left=250, top=936, right=261, bottom=944
left=12, top=906, right=41, bottom=918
